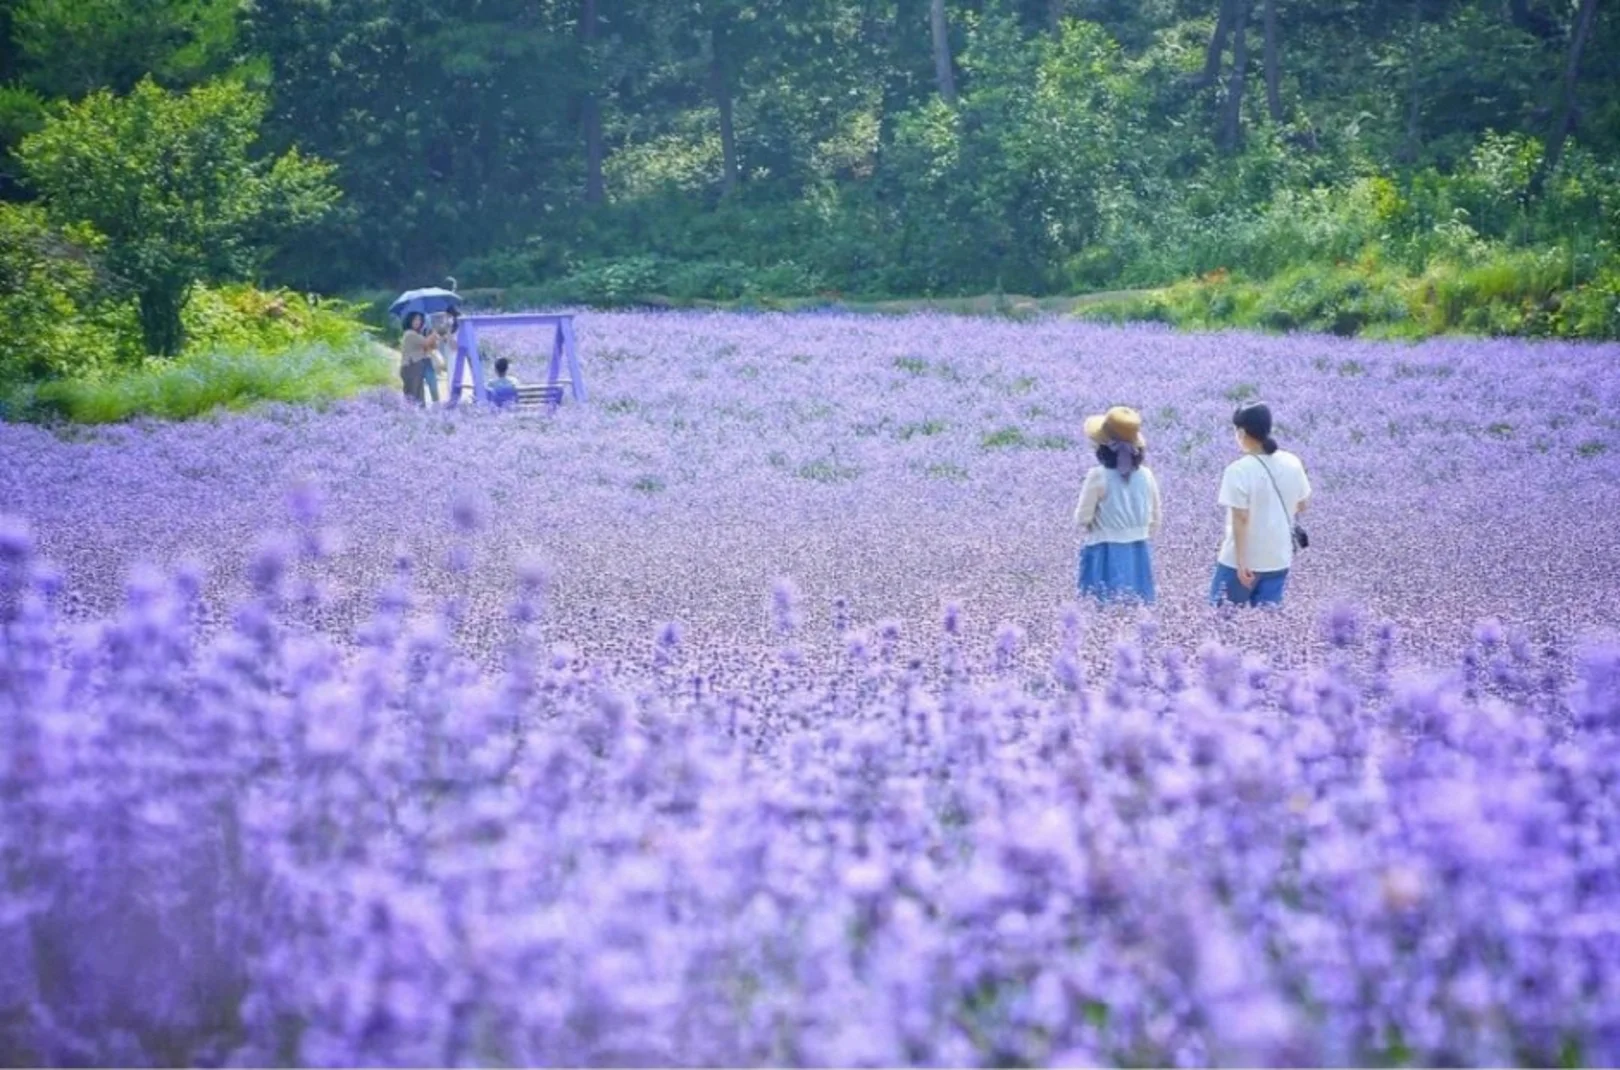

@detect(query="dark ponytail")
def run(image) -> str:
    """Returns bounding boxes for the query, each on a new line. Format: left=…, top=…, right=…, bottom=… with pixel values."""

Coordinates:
left=1096, top=441, right=1145, bottom=478
left=1233, top=401, right=1280, bottom=453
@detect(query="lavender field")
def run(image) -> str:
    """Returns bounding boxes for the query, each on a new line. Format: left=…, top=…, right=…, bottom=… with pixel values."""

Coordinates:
left=4, top=312, right=1620, bottom=1066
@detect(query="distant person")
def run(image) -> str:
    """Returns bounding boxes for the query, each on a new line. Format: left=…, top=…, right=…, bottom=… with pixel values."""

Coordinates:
left=1212, top=401, right=1312, bottom=607
left=1074, top=406, right=1161, bottom=604
left=399, top=311, right=434, bottom=405
left=488, top=357, right=520, bottom=407
left=429, top=308, right=460, bottom=404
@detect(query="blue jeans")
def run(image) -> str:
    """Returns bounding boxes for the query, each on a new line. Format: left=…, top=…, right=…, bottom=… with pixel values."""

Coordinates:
left=1210, top=563, right=1289, bottom=607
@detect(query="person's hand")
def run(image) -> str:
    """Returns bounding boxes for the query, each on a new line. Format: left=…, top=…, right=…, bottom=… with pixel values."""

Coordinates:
left=1237, top=566, right=1256, bottom=588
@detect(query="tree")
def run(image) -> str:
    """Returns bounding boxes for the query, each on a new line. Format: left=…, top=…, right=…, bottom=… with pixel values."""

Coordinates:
left=931, top=0, right=958, bottom=105
left=580, top=0, right=606, bottom=205
left=1219, top=0, right=1249, bottom=149
left=1191, top=0, right=1235, bottom=89
left=8, top=0, right=239, bottom=99
left=706, top=21, right=741, bottom=194
left=17, top=78, right=338, bottom=356
left=1262, top=0, right=1283, bottom=122
left=1531, top=0, right=1600, bottom=195
left=243, top=0, right=579, bottom=289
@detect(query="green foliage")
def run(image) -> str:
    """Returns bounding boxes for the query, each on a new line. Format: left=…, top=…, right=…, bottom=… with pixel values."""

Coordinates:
left=8, top=0, right=239, bottom=99
left=0, top=212, right=383, bottom=423
left=1078, top=249, right=1619, bottom=340
left=181, top=285, right=371, bottom=355
left=17, top=78, right=339, bottom=356
left=5, top=0, right=1620, bottom=343
left=19, top=342, right=391, bottom=425
left=242, top=0, right=582, bottom=291
left=0, top=202, right=129, bottom=391
left=514, top=254, right=826, bottom=305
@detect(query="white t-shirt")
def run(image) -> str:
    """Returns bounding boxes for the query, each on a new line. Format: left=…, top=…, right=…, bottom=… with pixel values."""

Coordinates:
left=1217, top=449, right=1311, bottom=573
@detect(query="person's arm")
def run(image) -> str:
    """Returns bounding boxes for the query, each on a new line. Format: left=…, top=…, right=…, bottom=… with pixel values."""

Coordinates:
left=1229, top=507, right=1253, bottom=580
left=1073, top=469, right=1105, bottom=530
left=1218, top=465, right=1255, bottom=585
left=1295, top=462, right=1312, bottom=516
left=1147, top=469, right=1162, bottom=537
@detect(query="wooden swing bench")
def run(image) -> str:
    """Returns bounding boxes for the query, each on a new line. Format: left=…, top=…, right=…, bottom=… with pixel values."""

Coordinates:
left=446, top=313, right=587, bottom=411
left=454, top=379, right=571, bottom=409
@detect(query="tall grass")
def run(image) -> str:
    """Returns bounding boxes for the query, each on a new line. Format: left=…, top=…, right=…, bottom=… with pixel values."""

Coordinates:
left=25, top=342, right=394, bottom=424
left=1077, top=250, right=1620, bottom=340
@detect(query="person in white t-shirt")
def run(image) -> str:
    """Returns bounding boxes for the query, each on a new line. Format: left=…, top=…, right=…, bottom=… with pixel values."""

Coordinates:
left=1211, top=401, right=1311, bottom=607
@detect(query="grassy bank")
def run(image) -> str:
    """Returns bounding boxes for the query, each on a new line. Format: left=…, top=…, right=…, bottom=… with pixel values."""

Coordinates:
left=2, top=285, right=393, bottom=425
left=352, top=254, right=1618, bottom=343
left=9, top=342, right=393, bottom=425
left=1075, top=253, right=1620, bottom=340
left=350, top=287, right=1162, bottom=327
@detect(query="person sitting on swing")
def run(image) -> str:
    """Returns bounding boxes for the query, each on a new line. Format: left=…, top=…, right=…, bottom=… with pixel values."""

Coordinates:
left=488, top=357, right=520, bottom=407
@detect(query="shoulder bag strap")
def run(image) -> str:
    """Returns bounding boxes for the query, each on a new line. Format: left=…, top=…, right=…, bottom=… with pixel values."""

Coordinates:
left=1250, top=455, right=1291, bottom=517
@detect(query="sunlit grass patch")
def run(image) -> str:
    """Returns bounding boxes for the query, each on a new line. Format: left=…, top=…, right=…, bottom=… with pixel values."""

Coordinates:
left=29, top=343, right=392, bottom=425
left=981, top=426, right=1029, bottom=449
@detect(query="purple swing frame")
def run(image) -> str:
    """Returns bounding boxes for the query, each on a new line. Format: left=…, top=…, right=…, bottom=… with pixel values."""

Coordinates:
left=446, top=313, right=587, bottom=407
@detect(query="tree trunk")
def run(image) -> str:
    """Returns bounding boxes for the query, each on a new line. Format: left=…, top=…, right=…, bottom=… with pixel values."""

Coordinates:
left=1219, top=0, right=1249, bottom=149
left=1191, top=0, right=1235, bottom=89
left=708, top=27, right=739, bottom=194
left=1262, top=0, right=1283, bottom=122
left=930, top=0, right=956, bottom=106
left=874, top=0, right=914, bottom=154
left=1508, top=0, right=1558, bottom=39
left=1531, top=0, right=1599, bottom=196
left=580, top=0, right=604, bottom=205
left=139, top=282, right=188, bottom=358
left=1397, top=0, right=1424, bottom=163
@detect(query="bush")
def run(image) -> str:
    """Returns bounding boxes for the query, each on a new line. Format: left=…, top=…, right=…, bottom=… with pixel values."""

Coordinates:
left=0, top=202, right=130, bottom=389
left=531, top=255, right=826, bottom=307
left=17, top=77, right=338, bottom=356
left=0, top=265, right=386, bottom=423
left=181, top=284, right=372, bottom=354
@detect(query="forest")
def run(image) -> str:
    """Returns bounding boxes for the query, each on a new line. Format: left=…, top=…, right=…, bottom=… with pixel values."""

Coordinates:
left=1, top=0, right=1618, bottom=404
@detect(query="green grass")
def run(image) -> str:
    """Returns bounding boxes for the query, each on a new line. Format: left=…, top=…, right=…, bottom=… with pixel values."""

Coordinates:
left=898, top=418, right=949, bottom=440
left=399, top=286, right=1147, bottom=321
left=1074, top=249, right=1620, bottom=340
left=981, top=426, right=1029, bottom=449
left=922, top=461, right=970, bottom=481
left=20, top=342, right=394, bottom=425
left=796, top=458, right=862, bottom=483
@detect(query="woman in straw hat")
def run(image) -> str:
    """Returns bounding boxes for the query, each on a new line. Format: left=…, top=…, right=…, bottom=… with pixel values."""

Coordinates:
left=1073, top=406, right=1162, bottom=604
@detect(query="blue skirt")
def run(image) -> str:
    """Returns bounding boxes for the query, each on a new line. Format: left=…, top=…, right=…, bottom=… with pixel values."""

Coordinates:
left=1077, top=540, right=1156, bottom=605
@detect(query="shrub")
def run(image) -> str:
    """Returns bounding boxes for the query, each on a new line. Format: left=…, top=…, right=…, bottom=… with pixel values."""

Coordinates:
left=181, top=285, right=371, bottom=354
left=0, top=202, right=129, bottom=392
left=17, top=77, right=338, bottom=356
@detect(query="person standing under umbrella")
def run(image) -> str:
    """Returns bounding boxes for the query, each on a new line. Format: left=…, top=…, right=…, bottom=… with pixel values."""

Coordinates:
left=428, top=308, right=460, bottom=405
left=399, top=311, right=434, bottom=405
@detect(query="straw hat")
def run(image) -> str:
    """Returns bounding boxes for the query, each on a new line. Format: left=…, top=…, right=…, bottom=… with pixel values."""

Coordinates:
left=1084, top=406, right=1145, bottom=448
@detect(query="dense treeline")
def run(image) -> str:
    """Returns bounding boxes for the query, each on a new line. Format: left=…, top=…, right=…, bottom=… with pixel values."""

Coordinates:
left=1, top=0, right=1617, bottom=326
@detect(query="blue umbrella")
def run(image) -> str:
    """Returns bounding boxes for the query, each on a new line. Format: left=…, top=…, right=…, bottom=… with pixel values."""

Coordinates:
left=390, top=287, right=461, bottom=322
